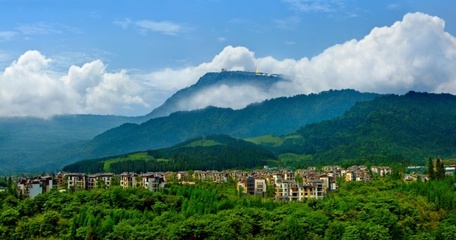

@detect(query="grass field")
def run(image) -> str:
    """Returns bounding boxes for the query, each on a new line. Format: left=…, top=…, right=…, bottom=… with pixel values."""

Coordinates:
left=181, top=139, right=222, bottom=148
left=103, top=152, right=155, bottom=172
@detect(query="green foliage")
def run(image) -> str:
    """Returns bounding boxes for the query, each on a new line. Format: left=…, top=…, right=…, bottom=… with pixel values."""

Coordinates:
left=63, top=135, right=277, bottom=173
left=273, top=92, right=456, bottom=165
left=181, top=139, right=222, bottom=148
left=1, top=175, right=456, bottom=239
left=0, top=114, right=140, bottom=175
left=52, top=89, right=377, bottom=168
left=245, top=134, right=284, bottom=147
left=278, top=152, right=313, bottom=168
left=428, top=158, right=436, bottom=180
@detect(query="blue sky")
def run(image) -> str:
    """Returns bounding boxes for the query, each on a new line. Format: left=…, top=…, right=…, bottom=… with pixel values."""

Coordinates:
left=1, top=0, right=456, bottom=117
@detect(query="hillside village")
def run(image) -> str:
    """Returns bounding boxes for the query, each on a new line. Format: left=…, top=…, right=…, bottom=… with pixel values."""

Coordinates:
left=15, top=165, right=393, bottom=200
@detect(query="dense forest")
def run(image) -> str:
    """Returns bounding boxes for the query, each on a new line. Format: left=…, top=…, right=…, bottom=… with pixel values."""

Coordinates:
left=44, top=89, right=377, bottom=172
left=62, top=135, right=277, bottom=174
left=270, top=92, right=456, bottom=166
left=63, top=92, right=456, bottom=173
left=1, top=174, right=456, bottom=239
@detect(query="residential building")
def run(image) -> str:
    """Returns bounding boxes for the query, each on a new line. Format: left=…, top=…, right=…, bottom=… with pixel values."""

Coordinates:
left=65, top=173, right=87, bottom=190
left=141, top=173, right=166, bottom=192
left=237, top=176, right=267, bottom=197
left=371, top=166, right=393, bottom=176
left=120, top=172, right=138, bottom=189
left=87, top=173, right=114, bottom=189
left=16, top=175, right=54, bottom=198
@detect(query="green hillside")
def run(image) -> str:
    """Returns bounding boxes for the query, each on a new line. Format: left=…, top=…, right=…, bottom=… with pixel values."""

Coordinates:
left=0, top=115, right=140, bottom=174
left=272, top=91, right=456, bottom=166
left=62, top=135, right=277, bottom=173
left=48, top=89, right=378, bottom=170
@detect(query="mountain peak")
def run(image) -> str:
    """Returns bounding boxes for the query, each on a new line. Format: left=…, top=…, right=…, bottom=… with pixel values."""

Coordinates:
left=145, top=70, right=284, bottom=119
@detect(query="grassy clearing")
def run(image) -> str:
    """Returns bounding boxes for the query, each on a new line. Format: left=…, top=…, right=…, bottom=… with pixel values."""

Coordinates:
left=103, top=152, right=154, bottom=172
left=245, top=134, right=284, bottom=146
left=278, top=153, right=313, bottom=167
left=181, top=139, right=222, bottom=148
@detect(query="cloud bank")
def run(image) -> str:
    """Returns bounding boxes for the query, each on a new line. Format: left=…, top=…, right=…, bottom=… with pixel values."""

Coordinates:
left=1, top=12, right=455, bottom=118
left=0, top=51, right=147, bottom=118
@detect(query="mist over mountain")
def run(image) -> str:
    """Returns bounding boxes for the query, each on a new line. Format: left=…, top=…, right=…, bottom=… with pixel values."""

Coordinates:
left=146, top=71, right=285, bottom=119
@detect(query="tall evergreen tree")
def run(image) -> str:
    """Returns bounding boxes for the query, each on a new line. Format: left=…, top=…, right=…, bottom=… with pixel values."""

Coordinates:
left=454, top=160, right=456, bottom=181
left=428, top=158, right=435, bottom=180
left=435, top=158, right=441, bottom=180
left=434, top=158, right=445, bottom=180
left=439, top=161, right=445, bottom=180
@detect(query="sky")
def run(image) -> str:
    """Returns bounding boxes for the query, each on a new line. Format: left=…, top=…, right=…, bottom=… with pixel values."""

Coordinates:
left=0, top=0, right=456, bottom=118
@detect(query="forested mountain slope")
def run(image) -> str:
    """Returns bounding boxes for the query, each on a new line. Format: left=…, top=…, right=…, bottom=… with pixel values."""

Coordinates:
left=274, top=91, right=456, bottom=165
left=62, top=135, right=277, bottom=173
left=46, top=89, right=378, bottom=170
left=0, top=115, right=139, bottom=174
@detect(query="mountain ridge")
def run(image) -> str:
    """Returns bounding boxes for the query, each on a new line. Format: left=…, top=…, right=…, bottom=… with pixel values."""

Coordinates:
left=0, top=114, right=141, bottom=175
left=62, top=134, right=277, bottom=173
left=270, top=91, right=456, bottom=166
left=42, top=89, right=378, bottom=171
left=146, top=71, right=284, bottom=119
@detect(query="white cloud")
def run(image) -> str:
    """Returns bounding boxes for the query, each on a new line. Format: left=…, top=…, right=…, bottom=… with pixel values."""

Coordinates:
left=139, top=12, right=456, bottom=113
left=0, top=51, right=148, bottom=118
left=114, top=18, right=188, bottom=36
left=0, top=31, right=17, bottom=41
left=18, top=22, right=61, bottom=35
left=180, top=85, right=275, bottom=111
left=387, top=4, right=401, bottom=10
left=274, top=16, right=301, bottom=30
left=136, top=20, right=183, bottom=35
left=138, top=45, right=256, bottom=93
left=113, top=18, right=132, bottom=29
left=284, top=0, right=342, bottom=13
left=1, top=12, right=455, bottom=118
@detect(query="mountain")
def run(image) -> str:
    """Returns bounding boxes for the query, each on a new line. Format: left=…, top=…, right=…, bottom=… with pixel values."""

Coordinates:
left=62, top=135, right=277, bottom=173
left=44, top=89, right=379, bottom=170
left=0, top=115, right=141, bottom=175
left=145, top=71, right=283, bottom=118
left=272, top=91, right=456, bottom=166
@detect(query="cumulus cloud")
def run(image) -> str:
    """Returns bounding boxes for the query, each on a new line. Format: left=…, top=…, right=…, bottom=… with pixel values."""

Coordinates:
left=0, top=51, right=147, bottom=118
left=1, top=12, right=455, bottom=118
left=140, top=12, right=456, bottom=113
left=138, top=45, right=256, bottom=93
left=279, top=12, right=456, bottom=95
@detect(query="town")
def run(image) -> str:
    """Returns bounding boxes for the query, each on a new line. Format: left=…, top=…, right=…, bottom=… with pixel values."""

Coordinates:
left=14, top=165, right=393, bottom=201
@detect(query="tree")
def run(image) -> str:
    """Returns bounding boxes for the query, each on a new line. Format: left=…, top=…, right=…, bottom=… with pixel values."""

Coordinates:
left=428, top=158, right=435, bottom=180
left=435, top=158, right=445, bottom=180
left=439, top=161, right=445, bottom=180
left=454, top=160, right=456, bottom=181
